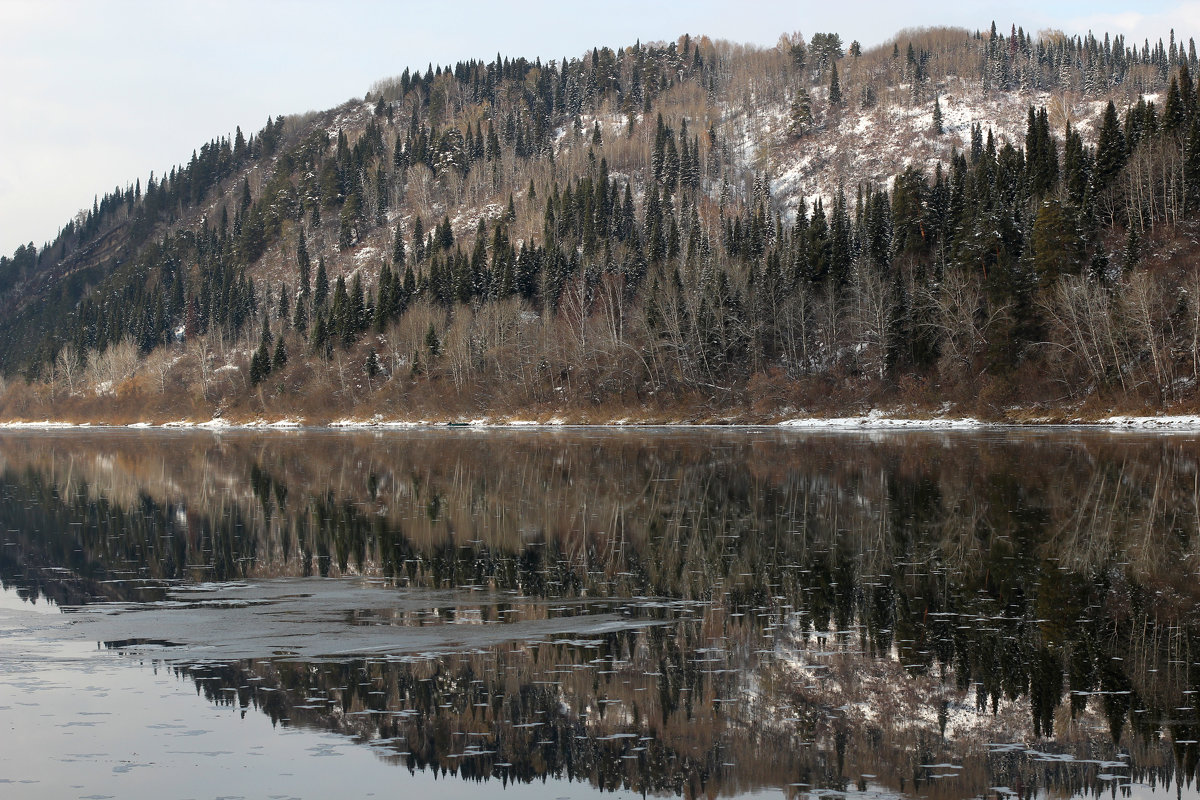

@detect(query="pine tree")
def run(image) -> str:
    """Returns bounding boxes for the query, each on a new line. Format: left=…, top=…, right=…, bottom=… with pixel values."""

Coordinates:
left=932, top=96, right=944, bottom=135
left=828, top=61, right=842, bottom=106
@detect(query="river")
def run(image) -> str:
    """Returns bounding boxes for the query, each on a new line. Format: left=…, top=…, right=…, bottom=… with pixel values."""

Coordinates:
left=2, top=427, right=1198, bottom=800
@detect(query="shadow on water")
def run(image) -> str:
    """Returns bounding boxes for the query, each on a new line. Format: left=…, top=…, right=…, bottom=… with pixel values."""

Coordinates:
left=3, top=427, right=1200, bottom=799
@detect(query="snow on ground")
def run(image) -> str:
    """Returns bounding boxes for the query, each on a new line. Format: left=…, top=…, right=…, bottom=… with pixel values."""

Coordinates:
left=779, top=410, right=983, bottom=429
left=744, top=77, right=1122, bottom=221
left=0, top=421, right=88, bottom=428
left=5, top=412, right=1200, bottom=429
left=352, top=245, right=380, bottom=267
left=1101, top=415, right=1200, bottom=428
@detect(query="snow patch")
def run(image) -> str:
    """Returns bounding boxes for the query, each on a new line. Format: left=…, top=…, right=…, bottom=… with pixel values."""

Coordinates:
left=0, top=420, right=89, bottom=429
left=1102, top=415, right=1200, bottom=429
left=779, top=411, right=983, bottom=429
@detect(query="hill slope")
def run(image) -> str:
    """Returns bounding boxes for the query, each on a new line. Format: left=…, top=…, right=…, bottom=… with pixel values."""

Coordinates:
left=3, top=24, right=1200, bottom=423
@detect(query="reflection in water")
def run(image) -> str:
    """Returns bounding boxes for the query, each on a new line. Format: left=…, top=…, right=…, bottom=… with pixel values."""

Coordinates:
left=3, top=428, right=1200, bottom=799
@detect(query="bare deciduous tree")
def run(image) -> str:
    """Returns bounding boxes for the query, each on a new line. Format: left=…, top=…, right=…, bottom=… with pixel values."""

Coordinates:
left=56, top=344, right=82, bottom=396
left=847, top=264, right=894, bottom=380
left=84, top=337, right=139, bottom=394
left=188, top=335, right=215, bottom=401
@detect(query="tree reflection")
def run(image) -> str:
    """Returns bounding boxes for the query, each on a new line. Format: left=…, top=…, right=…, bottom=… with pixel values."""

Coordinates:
left=1, top=428, right=1199, bottom=799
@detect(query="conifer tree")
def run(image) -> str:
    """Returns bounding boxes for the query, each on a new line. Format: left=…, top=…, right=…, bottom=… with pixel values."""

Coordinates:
left=313, top=257, right=329, bottom=312
left=1185, top=116, right=1200, bottom=211
left=349, top=272, right=366, bottom=335
left=424, top=323, right=440, bottom=358
left=1164, top=75, right=1186, bottom=132
left=391, top=223, right=406, bottom=267
left=310, top=313, right=330, bottom=357
left=412, top=217, right=426, bottom=262
left=272, top=337, right=287, bottom=370
left=829, top=62, right=842, bottom=106
left=292, top=293, right=308, bottom=333
left=249, top=315, right=272, bottom=386
left=1094, top=101, right=1127, bottom=189
left=1123, top=222, right=1140, bottom=271
left=296, top=229, right=312, bottom=297
left=375, top=165, right=388, bottom=226
left=932, top=96, right=944, bottom=135
left=789, top=87, right=814, bottom=138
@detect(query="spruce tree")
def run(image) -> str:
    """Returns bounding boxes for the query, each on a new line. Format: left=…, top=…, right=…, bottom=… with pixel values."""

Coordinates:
left=1123, top=222, right=1140, bottom=271
left=272, top=337, right=287, bottom=370
left=350, top=272, right=366, bottom=334
left=829, top=62, right=842, bottom=106
left=1185, top=116, right=1200, bottom=211
left=296, top=229, right=312, bottom=297
left=424, top=323, right=440, bottom=358
left=314, top=257, right=329, bottom=310
left=1164, top=76, right=1186, bottom=132
left=412, top=217, right=426, bottom=262
left=789, top=87, right=814, bottom=138
left=391, top=223, right=406, bottom=267
left=310, top=314, right=330, bottom=357
left=932, top=96, right=944, bottom=135
left=292, top=293, right=308, bottom=334
left=250, top=315, right=272, bottom=386
left=1094, top=101, right=1127, bottom=189
left=402, top=263, right=416, bottom=300
left=375, top=165, right=388, bottom=226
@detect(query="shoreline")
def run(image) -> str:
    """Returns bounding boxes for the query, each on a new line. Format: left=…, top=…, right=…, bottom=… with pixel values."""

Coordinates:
left=3, top=412, right=1200, bottom=431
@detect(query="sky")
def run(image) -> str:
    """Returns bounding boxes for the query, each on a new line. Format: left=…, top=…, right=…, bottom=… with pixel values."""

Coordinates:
left=1, top=0, right=1198, bottom=257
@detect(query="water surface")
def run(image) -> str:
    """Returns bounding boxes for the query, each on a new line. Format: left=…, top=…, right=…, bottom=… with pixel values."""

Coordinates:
left=2, top=427, right=1200, bottom=800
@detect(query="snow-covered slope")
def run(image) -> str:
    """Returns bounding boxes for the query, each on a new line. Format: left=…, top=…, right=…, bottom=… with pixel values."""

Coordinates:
left=723, top=78, right=1116, bottom=216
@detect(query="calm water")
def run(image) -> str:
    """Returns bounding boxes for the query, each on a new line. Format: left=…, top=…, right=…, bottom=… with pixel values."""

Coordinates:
left=2, top=427, right=1200, bottom=800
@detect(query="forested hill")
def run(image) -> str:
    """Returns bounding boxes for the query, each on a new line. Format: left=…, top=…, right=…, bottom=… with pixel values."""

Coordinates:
left=4, top=23, right=1200, bottom=423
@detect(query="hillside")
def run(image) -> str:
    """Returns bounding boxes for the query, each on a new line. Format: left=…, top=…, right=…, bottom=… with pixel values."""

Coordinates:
left=4, top=23, right=1200, bottom=424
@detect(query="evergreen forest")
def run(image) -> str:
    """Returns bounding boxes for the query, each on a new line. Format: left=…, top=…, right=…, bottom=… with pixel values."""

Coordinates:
left=4, top=23, right=1200, bottom=422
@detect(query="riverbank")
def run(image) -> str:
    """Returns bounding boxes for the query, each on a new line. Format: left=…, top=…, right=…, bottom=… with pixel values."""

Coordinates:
left=4, top=410, right=1200, bottom=429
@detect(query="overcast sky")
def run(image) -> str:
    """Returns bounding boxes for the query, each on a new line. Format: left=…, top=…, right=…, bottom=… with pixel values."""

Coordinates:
left=2, top=0, right=1198, bottom=256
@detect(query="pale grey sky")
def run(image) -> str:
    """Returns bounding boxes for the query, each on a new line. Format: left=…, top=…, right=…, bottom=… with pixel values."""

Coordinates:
left=2, top=0, right=1198, bottom=256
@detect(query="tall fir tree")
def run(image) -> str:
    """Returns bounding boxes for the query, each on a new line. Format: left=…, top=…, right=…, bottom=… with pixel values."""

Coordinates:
left=314, top=256, right=329, bottom=310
